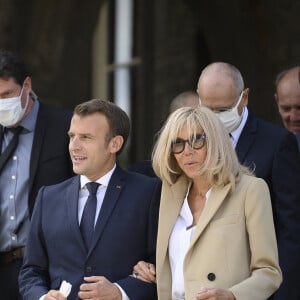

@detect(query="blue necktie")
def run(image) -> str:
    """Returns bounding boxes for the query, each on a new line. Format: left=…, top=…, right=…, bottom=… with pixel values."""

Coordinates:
left=80, top=182, right=100, bottom=250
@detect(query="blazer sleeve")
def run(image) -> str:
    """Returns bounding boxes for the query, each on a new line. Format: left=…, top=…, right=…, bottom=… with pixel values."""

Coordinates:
left=229, top=178, right=282, bottom=299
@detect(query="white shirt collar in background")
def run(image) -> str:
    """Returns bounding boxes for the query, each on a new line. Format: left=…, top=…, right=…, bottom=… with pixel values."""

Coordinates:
left=230, top=107, right=248, bottom=148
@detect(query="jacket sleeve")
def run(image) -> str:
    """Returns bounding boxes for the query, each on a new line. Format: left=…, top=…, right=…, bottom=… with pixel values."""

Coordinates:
left=116, top=178, right=161, bottom=300
left=230, top=178, right=282, bottom=299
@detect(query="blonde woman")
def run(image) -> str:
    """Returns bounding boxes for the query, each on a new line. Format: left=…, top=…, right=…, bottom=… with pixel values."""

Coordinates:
left=133, top=106, right=281, bottom=300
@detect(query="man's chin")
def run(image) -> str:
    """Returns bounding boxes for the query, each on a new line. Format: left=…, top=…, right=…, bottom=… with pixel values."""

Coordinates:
left=289, top=126, right=300, bottom=135
left=72, top=165, right=84, bottom=175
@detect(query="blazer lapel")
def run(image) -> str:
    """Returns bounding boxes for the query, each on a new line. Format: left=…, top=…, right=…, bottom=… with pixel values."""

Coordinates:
left=235, top=111, right=257, bottom=164
left=29, top=104, right=47, bottom=190
left=0, top=125, right=3, bottom=152
left=157, top=176, right=189, bottom=274
left=188, top=183, right=231, bottom=250
left=65, top=176, right=87, bottom=253
left=88, top=166, right=125, bottom=255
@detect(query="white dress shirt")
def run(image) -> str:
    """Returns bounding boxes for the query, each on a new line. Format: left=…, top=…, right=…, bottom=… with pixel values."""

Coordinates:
left=169, top=185, right=211, bottom=300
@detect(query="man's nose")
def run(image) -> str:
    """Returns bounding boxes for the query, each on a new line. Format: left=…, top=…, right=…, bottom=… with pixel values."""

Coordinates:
left=70, top=136, right=81, bottom=149
left=290, top=108, right=300, bottom=121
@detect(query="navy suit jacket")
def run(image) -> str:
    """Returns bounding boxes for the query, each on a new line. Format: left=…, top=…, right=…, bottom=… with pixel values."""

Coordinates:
left=19, top=166, right=161, bottom=300
left=236, top=111, right=300, bottom=300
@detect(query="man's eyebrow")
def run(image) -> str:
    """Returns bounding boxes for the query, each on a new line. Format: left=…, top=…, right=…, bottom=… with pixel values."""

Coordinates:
left=0, top=88, right=15, bottom=96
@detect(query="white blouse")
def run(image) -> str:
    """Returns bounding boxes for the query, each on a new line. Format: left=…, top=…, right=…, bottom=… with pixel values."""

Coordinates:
left=168, top=186, right=211, bottom=300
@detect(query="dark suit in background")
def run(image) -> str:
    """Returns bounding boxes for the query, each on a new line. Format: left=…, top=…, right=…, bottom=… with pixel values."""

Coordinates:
left=128, top=160, right=157, bottom=178
left=236, top=111, right=300, bottom=300
left=27, top=102, right=73, bottom=216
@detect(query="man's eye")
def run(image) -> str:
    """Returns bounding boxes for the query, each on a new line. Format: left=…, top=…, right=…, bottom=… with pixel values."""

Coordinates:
left=83, top=135, right=92, bottom=139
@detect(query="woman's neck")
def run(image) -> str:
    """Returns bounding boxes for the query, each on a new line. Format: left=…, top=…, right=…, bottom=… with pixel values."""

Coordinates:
left=187, top=179, right=211, bottom=225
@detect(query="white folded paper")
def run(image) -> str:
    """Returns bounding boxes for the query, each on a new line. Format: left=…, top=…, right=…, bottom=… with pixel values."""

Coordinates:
left=59, top=280, right=72, bottom=298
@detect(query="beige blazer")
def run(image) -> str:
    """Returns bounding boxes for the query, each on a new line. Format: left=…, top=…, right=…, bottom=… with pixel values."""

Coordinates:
left=156, top=174, right=282, bottom=300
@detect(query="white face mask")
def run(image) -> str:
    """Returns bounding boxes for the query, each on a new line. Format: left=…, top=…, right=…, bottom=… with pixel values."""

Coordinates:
left=0, top=86, right=29, bottom=127
left=215, top=91, right=244, bottom=133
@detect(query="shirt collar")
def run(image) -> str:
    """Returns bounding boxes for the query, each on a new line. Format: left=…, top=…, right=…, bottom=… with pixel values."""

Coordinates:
left=230, top=106, right=248, bottom=145
left=80, top=164, right=116, bottom=189
left=19, top=98, right=40, bottom=132
left=180, top=183, right=212, bottom=222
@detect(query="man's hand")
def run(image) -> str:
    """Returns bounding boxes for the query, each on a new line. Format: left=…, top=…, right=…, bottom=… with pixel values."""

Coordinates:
left=196, top=288, right=236, bottom=300
left=78, top=276, right=122, bottom=300
left=44, top=290, right=67, bottom=300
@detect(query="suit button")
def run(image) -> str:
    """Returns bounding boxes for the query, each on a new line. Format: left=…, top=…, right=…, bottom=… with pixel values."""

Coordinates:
left=86, top=266, right=92, bottom=273
left=207, top=273, right=216, bottom=281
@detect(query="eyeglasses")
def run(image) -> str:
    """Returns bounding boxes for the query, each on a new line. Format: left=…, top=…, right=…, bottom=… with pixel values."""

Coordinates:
left=171, top=133, right=206, bottom=154
left=199, top=91, right=244, bottom=113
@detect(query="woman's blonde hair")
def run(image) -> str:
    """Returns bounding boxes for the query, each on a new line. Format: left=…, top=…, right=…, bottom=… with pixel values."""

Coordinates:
left=152, top=106, right=252, bottom=190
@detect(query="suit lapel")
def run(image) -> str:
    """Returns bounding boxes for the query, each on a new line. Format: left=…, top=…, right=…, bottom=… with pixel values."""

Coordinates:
left=157, top=176, right=189, bottom=274
left=66, top=176, right=87, bottom=253
left=0, top=125, right=3, bottom=153
left=235, top=111, right=257, bottom=164
left=88, top=166, right=125, bottom=255
left=157, top=177, right=232, bottom=279
left=29, top=104, right=47, bottom=190
left=188, top=184, right=231, bottom=251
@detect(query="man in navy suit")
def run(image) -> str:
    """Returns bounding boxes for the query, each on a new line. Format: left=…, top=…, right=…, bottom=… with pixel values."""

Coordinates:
left=19, top=99, right=161, bottom=300
left=0, top=49, right=73, bottom=299
left=196, top=62, right=300, bottom=299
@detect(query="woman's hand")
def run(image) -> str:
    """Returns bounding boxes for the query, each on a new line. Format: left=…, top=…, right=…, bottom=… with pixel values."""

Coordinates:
left=196, top=288, right=235, bottom=300
left=132, top=261, right=156, bottom=283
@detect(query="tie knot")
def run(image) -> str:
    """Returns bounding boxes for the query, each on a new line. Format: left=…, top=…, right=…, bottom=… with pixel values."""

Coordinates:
left=86, top=182, right=100, bottom=196
left=5, top=126, right=23, bottom=135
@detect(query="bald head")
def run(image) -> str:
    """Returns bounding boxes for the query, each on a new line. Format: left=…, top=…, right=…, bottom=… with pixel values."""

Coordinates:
left=196, top=62, right=248, bottom=114
left=169, top=91, right=199, bottom=113
left=198, top=62, right=244, bottom=96
left=275, top=66, right=300, bottom=134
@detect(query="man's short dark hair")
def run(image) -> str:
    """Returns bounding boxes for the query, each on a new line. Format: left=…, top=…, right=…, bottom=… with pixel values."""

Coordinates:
left=0, top=49, right=29, bottom=85
left=74, top=99, right=130, bottom=154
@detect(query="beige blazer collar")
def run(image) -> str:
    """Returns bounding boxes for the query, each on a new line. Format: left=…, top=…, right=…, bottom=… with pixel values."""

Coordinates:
left=157, top=176, right=232, bottom=273
left=188, top=183, right=231, bottom=250
left=157, top=175, right=189, bottom=273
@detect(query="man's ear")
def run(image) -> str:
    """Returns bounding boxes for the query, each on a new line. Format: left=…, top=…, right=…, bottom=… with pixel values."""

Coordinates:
left=23, top=76, right=32, bottom=92
left=110, top=135, right=124, bottom=154
left=242, top=88, right=249, bottom=106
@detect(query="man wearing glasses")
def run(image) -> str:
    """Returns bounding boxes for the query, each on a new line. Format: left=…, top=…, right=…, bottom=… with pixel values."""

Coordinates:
left=197, top=62, right=300, bottom=300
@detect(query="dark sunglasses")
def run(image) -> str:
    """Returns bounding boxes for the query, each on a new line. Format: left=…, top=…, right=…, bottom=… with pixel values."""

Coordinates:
left=171, top=133, right=206, bottom=154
